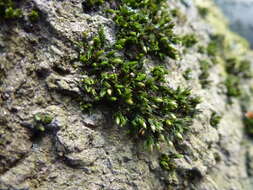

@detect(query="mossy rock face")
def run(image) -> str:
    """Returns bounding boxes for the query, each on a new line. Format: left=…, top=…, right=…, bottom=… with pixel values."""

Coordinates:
left=1, top=0, right=253, bottom=189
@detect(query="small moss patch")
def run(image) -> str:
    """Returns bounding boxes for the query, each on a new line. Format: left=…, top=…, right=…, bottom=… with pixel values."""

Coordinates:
left=0, top=0, right=22, bottom=19
left=28, top=10, right=40, bottom=22
left=33, top=113, right=54, bottom=133
left=159, top=153, right=183, bottom=171
left=210, top=111, right=222, bottom=128
left=78, top=0, right=201, bottom=150
left=183, top=68, right=192, bottom=81
left=199, top=60, right=212, bottom=88
left=181, top=34, right=198, bottom=48
left=197, top=6, right=209, bottom=18
left=207, top=34, right=225, bottom=57
left=224, top=57, right=251, bottom=98
left=244, top=112, right=253, bottom=136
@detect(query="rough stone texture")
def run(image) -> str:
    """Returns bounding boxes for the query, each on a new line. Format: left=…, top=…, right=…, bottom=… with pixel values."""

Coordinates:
left=1, top=0, right=253, bottom=189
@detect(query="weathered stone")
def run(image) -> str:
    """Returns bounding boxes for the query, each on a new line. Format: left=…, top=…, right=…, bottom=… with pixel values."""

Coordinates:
left=0, top=0, right=253, bottom=189
left=35, top=62, right=51, bottom=79
left=46, top=73, right=81, bottom=97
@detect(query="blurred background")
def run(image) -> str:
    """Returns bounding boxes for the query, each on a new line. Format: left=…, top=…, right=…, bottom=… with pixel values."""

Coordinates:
left=215, top=0, right=253, bottom=48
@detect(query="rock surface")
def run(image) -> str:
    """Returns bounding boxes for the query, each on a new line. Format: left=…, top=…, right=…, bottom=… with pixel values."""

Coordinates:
left=0, top=0, right=253, bottom=189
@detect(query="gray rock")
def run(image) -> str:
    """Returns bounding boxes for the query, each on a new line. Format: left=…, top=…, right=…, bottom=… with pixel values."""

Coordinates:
left=0, top=0, right=253, bottom=189
left=46, top=73, right=81, bottom=97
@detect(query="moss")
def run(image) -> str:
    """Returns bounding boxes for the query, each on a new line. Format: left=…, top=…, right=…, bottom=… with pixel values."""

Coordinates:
left=225, top=75, right=241, bottom=97
left=28, top=10, right=39, bottom=22
left=244, top=112, right=253, bottom=136
left=207, top=34, right=225, bottom=57
left=225, top=58, right=252, bottom=79
left=78, top=0, right=201, bottom=150
left=210, top=111, right=222, bottom=128
left=183, top=68, right=192, bottom=80
left=197, top=6, right=209, bottom=18
left=171, top=8, right=187, bottom=23
left=0, top=0, right=22, bottom=20
left=199, top=60, right=212, bottom=88
left=181, top=34, right=198, bottom=48
left=198, top=45, right=206, bottom=54
left=33, top=113, right=53, bottom=132
left=224, top=57, right=252, bottom=98
left=159, top=153, right=183, bottom=171
left=86, top=0, right=104, bottom=6
left=108, top=0, right=181, bottom=60
left=171, top=9, right=181, bottom=17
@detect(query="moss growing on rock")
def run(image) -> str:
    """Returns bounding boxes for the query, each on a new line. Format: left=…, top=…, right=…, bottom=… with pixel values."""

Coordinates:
left=199, top=60, right=212, bottom=88
left=210, top=111, right=222, bottom=128
left=207, top=34, right=225, bottom=57
left=28, top=10, right=39, bottom=22
left=181, top=34, right=198, bottom=48
left=244, top=112, right=253, bottom=136
left=159, top=153, right=183, bottom=172
left=225, top=58, right=252, bottom=79
left=183, top=68, right=192, bottom=80
left=225, top=75, right=241, bottom=97
left=78, top=0, right=201, bottom=150
left=197, top=6, right=209, bottom=18
left=224, top=58, right=252, bottom=98
left=33, top=113, right=54, bottom=133
left=0, top=0, right=22, bottom=19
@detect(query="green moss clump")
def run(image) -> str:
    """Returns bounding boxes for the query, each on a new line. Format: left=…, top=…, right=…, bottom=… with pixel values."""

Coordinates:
left=225, top=58, right=252, bottom=79
left=28, top=10, right=39, bottom=22
left=198, top=45, right=206, bottom=54
left=210, top=111, right=222, bottom=128
left=78, top=0, right=201, bottom=150
left=244, top=112, right=253, bottom=136
left=181, top=34, right=198, bottom=48
left=171, top=8, right=186, bottom=23
left=197, top=6, right=209, bottom=18
left=207, top=34, right=225, bottom=57
left=33, top=113, right=53, bottom=132
left=0, top=0, right=22, bottom=19
left=224, top=58, right=251, bottom=98
left=225, top=75, right=241, bottom=97
left=109, top=0, right=181, bottom=60
left=159, top=153, right=183, bottom=171
left=245, top=118, right=253, bottom=135
left=199, top=60, right=212, bottom=88
left=183, top=68, right=192, bottom=80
